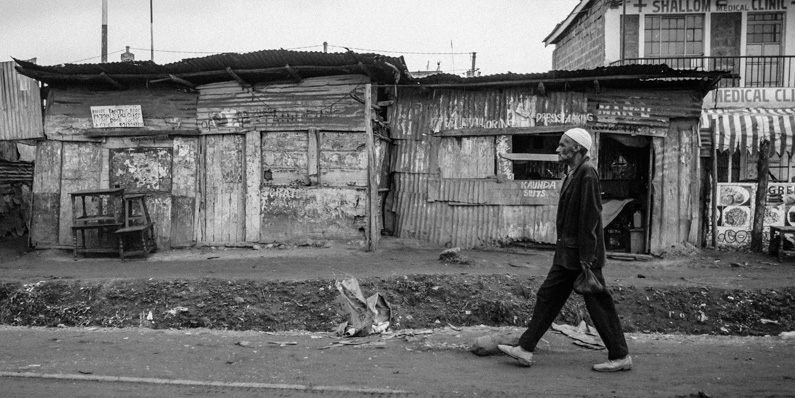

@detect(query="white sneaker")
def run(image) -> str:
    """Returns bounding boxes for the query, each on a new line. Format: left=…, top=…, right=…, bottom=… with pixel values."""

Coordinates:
left=497, top=344, right=533, bottom=367
left=592, top=356, right=632, bottom=372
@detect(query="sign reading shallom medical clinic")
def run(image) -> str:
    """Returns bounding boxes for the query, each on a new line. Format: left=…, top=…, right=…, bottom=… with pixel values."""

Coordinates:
left=703, top=88, right=795, bottom=109
left=90, top=105, right=145, bottom=128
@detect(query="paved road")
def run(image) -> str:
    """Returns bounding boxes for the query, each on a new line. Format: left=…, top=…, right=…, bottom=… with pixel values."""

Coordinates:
left=1, top=326, right=793, bottom=397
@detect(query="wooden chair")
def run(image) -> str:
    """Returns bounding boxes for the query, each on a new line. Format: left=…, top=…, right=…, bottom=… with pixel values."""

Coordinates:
left=115, top=193, right=156, bottom=261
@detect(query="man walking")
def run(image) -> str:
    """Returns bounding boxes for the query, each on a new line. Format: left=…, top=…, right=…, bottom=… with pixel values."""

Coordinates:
left=498, top=128, right=631, bottom=372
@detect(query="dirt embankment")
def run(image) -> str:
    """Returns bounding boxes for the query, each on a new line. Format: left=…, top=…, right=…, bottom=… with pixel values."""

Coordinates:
left=1, top=274, right=793, bottom=336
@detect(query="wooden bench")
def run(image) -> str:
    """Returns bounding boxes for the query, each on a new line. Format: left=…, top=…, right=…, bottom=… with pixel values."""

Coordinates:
left=768, top=226, right=795, bottom=261
left=115, top=222, right=156, bottom=261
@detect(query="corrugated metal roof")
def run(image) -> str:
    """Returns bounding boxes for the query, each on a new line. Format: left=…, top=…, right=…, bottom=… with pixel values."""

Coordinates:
left=0, top=160, right=34, bottom=183
left=13, top=49, right=411, bottom=87
left=414, top=64, right=727, bottom=90
left=1, top=61, right=44, bottom=141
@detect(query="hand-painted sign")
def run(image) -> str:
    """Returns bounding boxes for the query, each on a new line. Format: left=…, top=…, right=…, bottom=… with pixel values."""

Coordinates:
left=90, top=105, right=144, bottom=128
left=703, top=88, right=795, bottom=109
left=428, top=178, right=562, bottom=205
left=626, top=0, right=787, bottom=14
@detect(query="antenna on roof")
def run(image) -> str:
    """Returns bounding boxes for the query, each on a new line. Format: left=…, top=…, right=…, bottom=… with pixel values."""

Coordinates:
left=101, top=0, right=108, bottom=63
left=450, top=40, right=455, bottom=75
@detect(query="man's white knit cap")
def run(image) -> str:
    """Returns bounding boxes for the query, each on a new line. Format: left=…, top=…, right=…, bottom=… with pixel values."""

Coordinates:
left=563, top=128, right=592, bottom=152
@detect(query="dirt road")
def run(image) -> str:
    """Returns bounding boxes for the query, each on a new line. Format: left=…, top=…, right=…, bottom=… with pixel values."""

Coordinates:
left=1, top=325, right=793, bottom=397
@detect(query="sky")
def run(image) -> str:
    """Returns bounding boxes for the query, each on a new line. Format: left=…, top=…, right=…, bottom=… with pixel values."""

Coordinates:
left=0, top=0, right=580, bottom=76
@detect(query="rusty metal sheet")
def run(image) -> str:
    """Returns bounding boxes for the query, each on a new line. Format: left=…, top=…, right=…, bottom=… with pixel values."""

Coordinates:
left=0, top=60, right=43, bottom=140
left=260, top=186, right=365, bottom=242
left=392, top=173, right=557, bottom=248
left=197, top=76, right=367, bottom=133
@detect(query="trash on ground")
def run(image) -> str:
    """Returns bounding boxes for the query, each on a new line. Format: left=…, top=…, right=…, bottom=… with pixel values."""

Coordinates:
left=760, top=319, right=779, bottom=324
left=780, top=331, right=795, bottom=339
left=551, top=321, right=605, bottom=350
left=333, top=278, right=392, bottom=337
left=469, top=332, right=521, bottom=356
left=267, top=341, right=298, bottom=346
left=318, top=337, right=384, bottom=350
left=235, top=341, right=253, bottom=347
left=439, top=247, right=473, bottom=265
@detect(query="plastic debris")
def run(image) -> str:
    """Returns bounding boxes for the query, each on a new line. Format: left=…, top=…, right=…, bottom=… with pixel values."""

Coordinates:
left=333, top=278, right=392, bottom=337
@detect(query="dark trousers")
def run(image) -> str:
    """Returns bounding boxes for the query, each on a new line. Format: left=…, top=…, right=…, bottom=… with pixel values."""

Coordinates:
left=517, top=263, right=629, bottom=360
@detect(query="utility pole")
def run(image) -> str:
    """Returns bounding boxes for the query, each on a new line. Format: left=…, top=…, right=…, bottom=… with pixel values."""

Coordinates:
left=470, top=52, right=477, bottom=77
left=150, top=0, right=154, bottom=61
left=323, top=42, right=328, bottom=53
left=101, top=0, right=108, bottom=63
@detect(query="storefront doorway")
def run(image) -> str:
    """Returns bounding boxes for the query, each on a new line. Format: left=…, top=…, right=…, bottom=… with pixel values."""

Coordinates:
left=598, top=134, right=652, bottom=253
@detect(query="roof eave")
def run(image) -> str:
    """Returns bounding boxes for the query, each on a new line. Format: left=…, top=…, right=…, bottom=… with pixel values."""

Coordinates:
left=543, top=0, right=592, bottom=46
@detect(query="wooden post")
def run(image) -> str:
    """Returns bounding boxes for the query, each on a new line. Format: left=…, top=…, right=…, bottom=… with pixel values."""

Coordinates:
left=365, top=84, right=378, bottom=251
left=750, top=140, right=770, bottom=252
left=711, top=130, right=718, bottom=249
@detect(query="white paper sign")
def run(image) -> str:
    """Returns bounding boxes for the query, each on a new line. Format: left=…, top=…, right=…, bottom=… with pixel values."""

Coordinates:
left=91, top=105, right=144, bottom=128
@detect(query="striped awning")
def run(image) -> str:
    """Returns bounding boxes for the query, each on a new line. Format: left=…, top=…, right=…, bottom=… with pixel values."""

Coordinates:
left=700, top=108, right=795, bottom=155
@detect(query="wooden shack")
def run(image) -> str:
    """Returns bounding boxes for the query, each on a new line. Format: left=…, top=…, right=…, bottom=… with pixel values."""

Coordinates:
left=15, top=50, right=407, bottom=251
left=386, top=66, right=724, bottom=254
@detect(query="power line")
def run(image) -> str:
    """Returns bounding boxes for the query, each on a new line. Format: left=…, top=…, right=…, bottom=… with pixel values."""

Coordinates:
left=127, top=44, right=325, bottom=56
left=66, top=49, right=124, bottom=64
left=327, top=44, right=472, bottom=55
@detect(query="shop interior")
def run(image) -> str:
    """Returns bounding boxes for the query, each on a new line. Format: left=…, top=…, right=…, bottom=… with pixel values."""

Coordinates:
left=597, top=134, right=651, bottom=253
left=511, top=133, right=652, bottom=253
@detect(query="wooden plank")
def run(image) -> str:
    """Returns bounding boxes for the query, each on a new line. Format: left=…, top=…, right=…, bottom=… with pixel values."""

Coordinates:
left=262, top=131, right=309, bottom=186
left=499, top=153, right=559, bottom=162
left=307, top=128, right=319, bottom=186
left=170, top=196, right=195, bottom=247
left=85, top=129, right=200, bottom=137
left=30, top=193, right=60, bottom=247
left=32, top=141, right=62, bottom=194
left=245, top=130, right=261, bottom=242
left=433, top=125, right=577, bottom=137
left=197, top=75, right=369, bottom=134
left=59, top=143, right=103, bottom=246
left=711, top=129, right=718, bottom=248
left=194, top=136, right=206, bottom=243
left=45, top=87, right=198, bottom=140
left=171, top=137, right=198, bottom=198
left=109, top=148, right=173, bottom=193
left=30, top=140, right=63, bottom=246
left=676, top=123, right=695, bottom=244
left=495, top=135, right=513, bottom=179
left=365, top=83, right=378, bottom=251
left=259, top=186, right=366, bottom=242
left=650, top=137, right=665, bottom=253
left=104, top=136, right=173, bottom=149
left=660, top=127, right=681, bottom=248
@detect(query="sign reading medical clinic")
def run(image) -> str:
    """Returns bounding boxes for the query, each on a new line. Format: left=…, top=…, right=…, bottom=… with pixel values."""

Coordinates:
left=703, top=88, right=795, bottom=109
left=91, top=105, right=145, bottom=128
left=626, top=0, right=788, bottom=14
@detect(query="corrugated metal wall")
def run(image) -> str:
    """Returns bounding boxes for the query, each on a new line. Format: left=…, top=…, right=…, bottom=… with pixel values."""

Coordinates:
left=388, top=88, right=586, bottom=248
left=1, top=60, right=43, bottom=140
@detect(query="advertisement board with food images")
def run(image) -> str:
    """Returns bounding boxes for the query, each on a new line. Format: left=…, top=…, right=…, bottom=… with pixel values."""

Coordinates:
left=715, top=183, right=755, bottom=248
left=712, top=183, right=795, bottom=249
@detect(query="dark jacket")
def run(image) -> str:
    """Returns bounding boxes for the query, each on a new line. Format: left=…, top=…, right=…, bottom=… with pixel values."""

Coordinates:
left=553, top=156, right=606, bottom=270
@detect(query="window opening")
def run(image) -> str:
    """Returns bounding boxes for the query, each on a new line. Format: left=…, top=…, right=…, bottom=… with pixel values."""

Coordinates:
left=746, top=13, right=783, bottom=87
left=644, top=14, right=704, bottom=57
left=510, top=133, right=567, bottom=180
